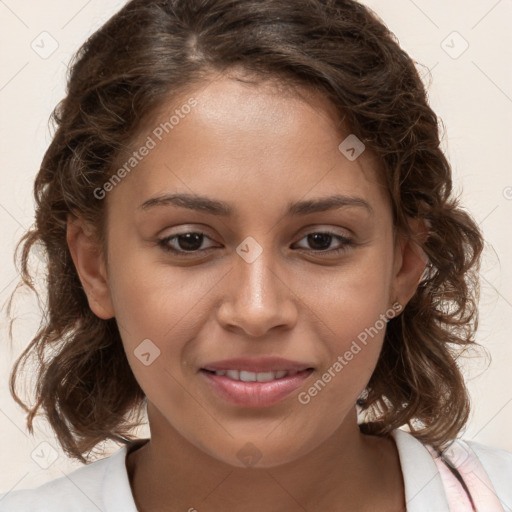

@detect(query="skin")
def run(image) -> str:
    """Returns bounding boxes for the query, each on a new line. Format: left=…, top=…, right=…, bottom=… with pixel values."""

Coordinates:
left=67, top=70, right=428, bottom=511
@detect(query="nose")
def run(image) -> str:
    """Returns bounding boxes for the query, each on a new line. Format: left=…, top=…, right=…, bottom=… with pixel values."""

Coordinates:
left=216, top=244, right=298, bottom=338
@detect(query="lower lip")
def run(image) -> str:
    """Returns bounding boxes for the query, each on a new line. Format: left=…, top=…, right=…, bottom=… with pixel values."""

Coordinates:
left=200, top=369, right=314, bottom=408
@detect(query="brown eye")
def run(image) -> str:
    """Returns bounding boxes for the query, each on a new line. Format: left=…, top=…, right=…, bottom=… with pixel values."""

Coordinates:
left=158, top=232, right=216, bottom=255
left=294, top=231, right=354, bottom=255
left=157, top=229, right=354, bottom=258
left=306, top=233, right=334, bottom=250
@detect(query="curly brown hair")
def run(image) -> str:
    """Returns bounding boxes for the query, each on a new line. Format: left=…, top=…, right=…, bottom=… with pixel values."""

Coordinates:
left=5, top=0, right=485, bottom=463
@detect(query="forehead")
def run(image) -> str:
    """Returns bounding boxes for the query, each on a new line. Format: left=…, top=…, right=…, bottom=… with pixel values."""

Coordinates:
left=107, top=72, right=389, bottom=219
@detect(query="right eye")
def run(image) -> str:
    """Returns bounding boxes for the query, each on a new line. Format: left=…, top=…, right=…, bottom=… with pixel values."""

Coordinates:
left=158, top=231, right=218, bottom=256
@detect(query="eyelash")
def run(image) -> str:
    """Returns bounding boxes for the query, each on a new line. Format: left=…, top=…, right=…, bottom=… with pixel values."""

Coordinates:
left=157, top=230, right=354, bottom=257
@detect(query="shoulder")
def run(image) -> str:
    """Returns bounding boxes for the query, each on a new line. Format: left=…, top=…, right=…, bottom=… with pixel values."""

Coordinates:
left=464, top=437, right=512, bottom=470
left=462, top=438, right=512, bottom=503
left=390, top=428, right=512, bottom=510
left=0, top=445, right=137, bottom=512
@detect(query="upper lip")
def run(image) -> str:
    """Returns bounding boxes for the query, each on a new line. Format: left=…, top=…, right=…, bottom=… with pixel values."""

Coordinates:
left=201, top=357, right=314, bottom=373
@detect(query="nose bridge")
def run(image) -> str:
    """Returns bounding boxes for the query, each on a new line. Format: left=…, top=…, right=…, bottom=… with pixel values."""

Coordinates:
left=236, top=234, right=283, bottom=305
left=217, top=235, right=297, bottom=335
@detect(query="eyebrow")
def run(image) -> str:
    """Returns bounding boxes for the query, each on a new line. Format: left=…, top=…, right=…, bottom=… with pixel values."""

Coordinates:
left=138, top=193, right=374, bottom=216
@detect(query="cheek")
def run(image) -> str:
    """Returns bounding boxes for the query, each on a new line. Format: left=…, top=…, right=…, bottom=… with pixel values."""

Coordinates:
left=106, top=248, right=224, bottom=397
left=295, top=273, right=393, bottom=432
left=108, top=249, right=212, bottom=343
left=310, top=246, right=393, bottom=342
left=300, top=247, right=394, bottom=392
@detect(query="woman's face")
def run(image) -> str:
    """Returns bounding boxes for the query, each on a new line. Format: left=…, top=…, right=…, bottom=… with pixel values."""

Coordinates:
left=80, top=72, right=424, bottom=468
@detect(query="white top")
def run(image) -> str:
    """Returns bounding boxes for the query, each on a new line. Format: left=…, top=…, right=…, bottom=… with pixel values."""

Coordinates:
left=1, top=429, right=511, bottom=511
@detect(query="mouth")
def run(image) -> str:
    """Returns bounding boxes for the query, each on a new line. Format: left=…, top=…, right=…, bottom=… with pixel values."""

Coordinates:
left=201, top=356, right=313, bottom=374
left=199, top=358, right=315, bottom=407
left=201, top=368, right=310, bottom=382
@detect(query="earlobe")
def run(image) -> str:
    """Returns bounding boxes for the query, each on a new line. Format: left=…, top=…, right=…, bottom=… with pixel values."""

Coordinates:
left=66, top=214, right=115, bottom=320
left=391, top=217, right=430, bottom=309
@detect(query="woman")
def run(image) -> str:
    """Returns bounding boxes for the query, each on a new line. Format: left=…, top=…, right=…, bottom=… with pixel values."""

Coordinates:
left=2, top=0, right=511, bottom=510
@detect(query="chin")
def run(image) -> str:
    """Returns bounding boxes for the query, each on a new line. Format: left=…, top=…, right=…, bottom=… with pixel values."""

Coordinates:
left=199, top=436, right=318, bottom=469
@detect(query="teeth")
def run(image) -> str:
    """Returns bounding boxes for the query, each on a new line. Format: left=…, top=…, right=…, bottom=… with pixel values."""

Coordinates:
left=256, top=372, right=274, bottom=382
left=213, top=370, right=292, bottom=381
left=240, top=371, right=257, bottom=382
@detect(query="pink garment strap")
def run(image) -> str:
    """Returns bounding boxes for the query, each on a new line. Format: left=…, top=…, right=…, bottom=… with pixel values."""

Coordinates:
left=426, top=440, right=505, bottom=511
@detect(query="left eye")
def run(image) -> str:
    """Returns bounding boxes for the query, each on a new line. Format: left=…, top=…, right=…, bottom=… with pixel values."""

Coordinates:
left=157, top=231, right=353, bottom=256
left=293, top=231, right=353, bottom=254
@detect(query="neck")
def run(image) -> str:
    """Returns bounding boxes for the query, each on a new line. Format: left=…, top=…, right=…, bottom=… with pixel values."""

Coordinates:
left=126, top=406, right=405, bottom=512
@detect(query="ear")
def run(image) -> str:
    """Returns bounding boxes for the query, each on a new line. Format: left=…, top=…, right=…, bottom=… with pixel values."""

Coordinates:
left=390, top=217, right=430, bottom=309
left=66, top=213, right=115, bottom=320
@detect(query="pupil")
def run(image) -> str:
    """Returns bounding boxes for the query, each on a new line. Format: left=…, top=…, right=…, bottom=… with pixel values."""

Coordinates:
left=178, top=233, right=203, bottom=251
left=308, top=233, right=331, bottom=250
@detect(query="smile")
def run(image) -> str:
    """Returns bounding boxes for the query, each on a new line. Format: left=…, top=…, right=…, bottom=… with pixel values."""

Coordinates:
left=200, top=368, right=314, bottom=407
left=204, top=369, right=296, bottom=382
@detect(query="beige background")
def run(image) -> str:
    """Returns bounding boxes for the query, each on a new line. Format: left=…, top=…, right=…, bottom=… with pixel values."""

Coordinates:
left=1, top=0, right=511, bottom=493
